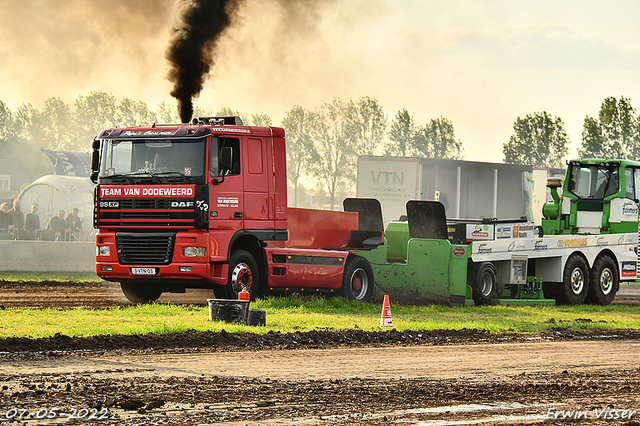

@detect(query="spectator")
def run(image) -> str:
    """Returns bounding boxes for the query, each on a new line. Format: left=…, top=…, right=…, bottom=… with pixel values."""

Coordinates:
left=65, top=207, right=84, bottom=240
left=8, top=199, right=24, bottom=238
left=46, top=209, right=70, bottom=241
left=25, top=203, right=41, bottom=240
left=0, top=202, right=12, bottom=229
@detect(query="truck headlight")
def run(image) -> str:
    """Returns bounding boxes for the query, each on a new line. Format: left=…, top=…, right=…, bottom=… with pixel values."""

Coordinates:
left=183, top=247, right=205, bottom=257
left=97, top=246, right=110, bottom=256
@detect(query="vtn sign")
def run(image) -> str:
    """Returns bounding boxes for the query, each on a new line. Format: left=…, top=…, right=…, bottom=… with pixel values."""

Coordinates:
left=371, top=171, right=404, bottom=186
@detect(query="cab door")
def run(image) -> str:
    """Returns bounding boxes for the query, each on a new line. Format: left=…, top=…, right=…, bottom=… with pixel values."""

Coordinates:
left=243, top=137, right=273, bottom=230
left=609, top=166, right=640, bottom=234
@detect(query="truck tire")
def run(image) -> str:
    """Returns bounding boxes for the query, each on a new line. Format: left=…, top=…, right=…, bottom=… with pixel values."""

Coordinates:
left=342, top=255, right=374, bottom=302
left=120, top=282, right=162, bottom=304
left=472, top=262, right=498, bottom=306
left=222, top=250, right=259, bottom=300
left=559, top=255, right=589, bottom=305
left=587, top=255, right=618, bottom=305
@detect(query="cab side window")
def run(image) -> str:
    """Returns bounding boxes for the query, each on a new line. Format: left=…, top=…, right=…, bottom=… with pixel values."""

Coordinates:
left=623, top=167, right=640, bottom=201
left=210, top=137, right=240, bottom=177
left=625, top=167, right=634, bottom=199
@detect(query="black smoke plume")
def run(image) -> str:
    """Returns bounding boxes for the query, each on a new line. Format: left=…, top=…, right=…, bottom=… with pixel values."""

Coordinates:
left=166, top=0, right=240, bottom=123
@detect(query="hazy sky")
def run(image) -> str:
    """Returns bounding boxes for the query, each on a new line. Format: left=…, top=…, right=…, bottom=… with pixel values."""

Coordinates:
left=1, top=0, right=639, bottom=162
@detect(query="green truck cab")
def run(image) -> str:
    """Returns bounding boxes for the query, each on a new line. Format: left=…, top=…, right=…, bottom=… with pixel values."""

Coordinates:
left=542, top=159, right=640, bottom=235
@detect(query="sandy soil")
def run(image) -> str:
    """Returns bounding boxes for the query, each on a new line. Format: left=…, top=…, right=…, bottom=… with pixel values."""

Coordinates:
left=0, top=281, right=639, bottom=425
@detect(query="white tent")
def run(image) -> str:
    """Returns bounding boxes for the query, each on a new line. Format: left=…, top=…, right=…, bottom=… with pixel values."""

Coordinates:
left=19, top=175, right=94, bottom=234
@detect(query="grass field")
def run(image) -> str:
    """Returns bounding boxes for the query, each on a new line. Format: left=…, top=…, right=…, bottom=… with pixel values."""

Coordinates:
left=0, top=271, right=101, bottom=282
left=1, top=295, right=640, bottom=339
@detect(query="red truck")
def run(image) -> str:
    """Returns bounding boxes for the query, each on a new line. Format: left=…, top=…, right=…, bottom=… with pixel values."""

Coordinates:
left=90, top=116, right=381, bottom=304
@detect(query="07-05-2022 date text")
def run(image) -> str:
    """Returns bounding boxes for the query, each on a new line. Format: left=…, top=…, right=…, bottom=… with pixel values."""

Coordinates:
left=5, top=407, right=109, bottom=420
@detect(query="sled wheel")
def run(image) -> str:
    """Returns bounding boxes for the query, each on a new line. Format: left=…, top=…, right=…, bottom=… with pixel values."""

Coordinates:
left=121, top=281, right=162, bottom=304
left=472, top=262, right=498, bottom=306
left=587, top=255, right=618, bottom=306
left=559, top=255, right=589, bottom=305
left=342, top=255, right=374, bottom=302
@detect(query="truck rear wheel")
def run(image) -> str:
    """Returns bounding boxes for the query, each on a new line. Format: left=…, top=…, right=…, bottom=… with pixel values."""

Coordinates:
left=120, top=282, right=162, bottom=304
left=472, top=262, right=498, bottom=306
left=220, top=250, right=259, bottom=300
left=559, top=255, right=589, bottom=305
left=342, top=255, right=374, bottom=303
left=587, top=255, right=618, bottom=305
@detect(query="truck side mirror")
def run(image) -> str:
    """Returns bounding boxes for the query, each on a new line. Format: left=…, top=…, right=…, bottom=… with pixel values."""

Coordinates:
left=220, top=146, right=232, bottom=175
left=90, top=139, right=100, bottom=183
left=213, top=146, right=233, bottom=186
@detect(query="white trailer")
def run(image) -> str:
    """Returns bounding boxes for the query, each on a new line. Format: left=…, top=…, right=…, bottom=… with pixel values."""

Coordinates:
left=469, top=230, right=637, bottom=306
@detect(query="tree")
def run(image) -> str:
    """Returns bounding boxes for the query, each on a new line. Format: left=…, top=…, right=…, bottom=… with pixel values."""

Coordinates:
left=281, top=105, right=317, bottom=207
left=250, top=113, right=272, bottom=127
left=309, top=98, right=358, bottom=210
left=351, top=96, right=387, bottom=156
left=412, top=116, right=464, bottom=159
left=0, top=100, right=53, bottom=181
left=0, top=100, right=16, bottom=157
left=579, top=116, right=605, bottom=158
left=157, top=101, right=180, bottom=124
left=41, top=98, right=71, bottom=150
left=579, top=96, right=638, bottom=159
left=215, top=106, right=248, bottom=124
left=116, top=98, right=156, bottom=127
left=385, top=108, right=414, bottom=156
left=13, top=103, right=42, bottom=146
left=14, top=98, right=73, bottom=150
left=70, top=91, right=118, bottom=151
left=503, top=111, right=569, bottom=168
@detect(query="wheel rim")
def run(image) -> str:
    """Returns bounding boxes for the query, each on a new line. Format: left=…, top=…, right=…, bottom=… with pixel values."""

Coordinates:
left=231, top=262, right=253, bottom=294
left=480, top=272, right=493, bottom=297
left=350, top=268, right=369, bottom=300
left=570, top=267, right=585, bottom=295
left=599, top=267, right=613, bottom=295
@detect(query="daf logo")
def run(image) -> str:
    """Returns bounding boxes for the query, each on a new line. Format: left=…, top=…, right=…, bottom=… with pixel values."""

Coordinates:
left=171, top=201, right=194, bottom=208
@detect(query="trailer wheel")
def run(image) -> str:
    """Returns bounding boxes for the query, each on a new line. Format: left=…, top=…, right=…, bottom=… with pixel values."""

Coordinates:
left=472, top=262, right=498, bottom=305
left=559, top=255, right=589, bottom=305
left=120, top=282, right=162, bottom=304
left=342, top=256, right=374, bottom=303
left=223, top=250, right=259, bottom=300
left=587, top=255, right=618, bottom=305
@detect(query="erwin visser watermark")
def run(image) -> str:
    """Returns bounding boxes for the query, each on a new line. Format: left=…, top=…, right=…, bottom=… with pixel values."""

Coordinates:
left=546, top=407, right=636, bottom=421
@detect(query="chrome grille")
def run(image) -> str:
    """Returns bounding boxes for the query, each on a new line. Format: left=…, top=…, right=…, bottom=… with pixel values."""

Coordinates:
left=116, top=232, right=175, bottom=265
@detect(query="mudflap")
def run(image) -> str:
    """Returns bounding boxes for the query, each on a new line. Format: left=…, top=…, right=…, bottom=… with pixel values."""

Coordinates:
left=406, top=201, right=448, bottom=240
left=343, top=198, right=384, bottom=249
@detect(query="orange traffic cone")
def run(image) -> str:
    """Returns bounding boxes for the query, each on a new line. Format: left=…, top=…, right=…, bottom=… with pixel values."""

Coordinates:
left=380, top=294, right=393, bottom=327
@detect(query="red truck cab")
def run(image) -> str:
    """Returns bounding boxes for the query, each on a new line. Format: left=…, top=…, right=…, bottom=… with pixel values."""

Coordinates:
left=91, top=116, right=381, bottom=303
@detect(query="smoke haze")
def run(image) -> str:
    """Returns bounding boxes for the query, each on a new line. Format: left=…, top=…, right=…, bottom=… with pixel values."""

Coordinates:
left=1, top=0, right=639, bottom=161
left=166, top=0, right=241, bottom=123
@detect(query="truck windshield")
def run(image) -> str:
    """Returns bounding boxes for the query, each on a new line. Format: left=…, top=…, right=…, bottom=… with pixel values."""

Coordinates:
left=567, top=165, right=619, bottom=200
left=99, top=138, right=206, bottom=179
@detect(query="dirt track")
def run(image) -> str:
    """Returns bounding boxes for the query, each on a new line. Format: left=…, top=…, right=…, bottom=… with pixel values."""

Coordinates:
left=1, top=281, right=639, bottom=425
left=1, top=280, right=639, bottom=309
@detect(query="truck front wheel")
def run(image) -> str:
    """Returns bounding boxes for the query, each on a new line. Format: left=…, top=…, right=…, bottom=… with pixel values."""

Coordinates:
left=120, top=282, right=162, bottom=304
left=220, top=250, right=259, bottom=300
left=560, top=255, right=589, bottom=305
left=587, top=255, right=618, bottom=305
left=472, top=262, right=498, bottom=305
left=342, top=256, right=374, bottom=303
